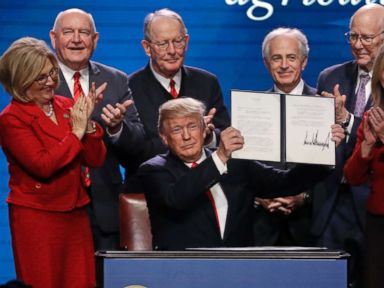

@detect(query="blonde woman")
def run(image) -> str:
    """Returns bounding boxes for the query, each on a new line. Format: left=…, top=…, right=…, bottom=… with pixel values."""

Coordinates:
left=344, top=44, right=384, bottom=288
left=0, top=37, right=106, bottom=287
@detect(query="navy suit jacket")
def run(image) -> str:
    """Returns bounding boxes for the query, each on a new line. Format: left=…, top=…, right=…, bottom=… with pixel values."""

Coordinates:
left=55, top=61, right=145, bottom=234
left=267, top=82, right=317, bottom=96
left=127, top=64, right=231, bottom=173
left=253, top=82, right=317, bottom=245
left=310, top=60, right=370, bottom=237
left=138, top=149, right=330, bottom=250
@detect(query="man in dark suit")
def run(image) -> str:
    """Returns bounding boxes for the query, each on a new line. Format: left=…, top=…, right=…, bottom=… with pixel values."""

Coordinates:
left=253, top=27, right=316, bottom=246
left=127, top=9, right=231, bottom=191
left=50, top=8, right=145, bottom=250
left=138, top=97, right=345, bottom=250
left=310, top=4, right=384, bottom=287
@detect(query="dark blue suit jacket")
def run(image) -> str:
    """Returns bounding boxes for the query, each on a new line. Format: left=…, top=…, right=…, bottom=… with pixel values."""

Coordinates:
left=310, top=60, right=370, bottom=238
left=55, top=61, right=145, bottom=235
left=253, top=82, right=317, bottom=246
left=266, top=82, right=317, bottom=96
left=128, top=64, right=231, bottom=172
left=138, top=149, right=330, bottom=250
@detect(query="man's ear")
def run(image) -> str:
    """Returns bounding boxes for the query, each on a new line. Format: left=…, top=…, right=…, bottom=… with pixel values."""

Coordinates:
left=184, top=34, right=190, bottom=51
left=141, top=40, right=151, bottom=57
left=49, top=30, right=56, bottom=49
left=92, top=32, right=100, bottom=50
left=203, top=123, right=207, bottom=139
left=263, top=57, right=270, bottom=70
left=159, top=132, right=168, bottom=146
left=301, top=56, right=308, bottom=71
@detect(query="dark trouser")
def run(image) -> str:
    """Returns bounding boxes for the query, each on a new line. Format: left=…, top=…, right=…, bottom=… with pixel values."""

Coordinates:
left=364, top=212, right=384, bottom=288
left=317, top=185, right=365, bottom=288
left=88, top=205, right=120, bottom=251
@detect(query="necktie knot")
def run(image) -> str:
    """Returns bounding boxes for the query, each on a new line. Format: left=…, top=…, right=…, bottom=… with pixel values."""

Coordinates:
left=169, top=79, right=178, bottom=98
left=359, top=73, right=370, bottom=85
left=191, top=162, right=198, bottom=168
left=73, top=71, right=81, bottom=81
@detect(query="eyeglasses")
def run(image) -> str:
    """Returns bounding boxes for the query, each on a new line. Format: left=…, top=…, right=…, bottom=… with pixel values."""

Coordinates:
left=149, top=36, right=186, bottom=51
left=344, top=31, right=384, bottom=45
left=35, top=67, right=59, bottom=85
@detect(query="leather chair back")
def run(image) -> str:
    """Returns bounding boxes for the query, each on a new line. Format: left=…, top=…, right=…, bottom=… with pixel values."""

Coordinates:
left=119, top=193, right=152, bottom=250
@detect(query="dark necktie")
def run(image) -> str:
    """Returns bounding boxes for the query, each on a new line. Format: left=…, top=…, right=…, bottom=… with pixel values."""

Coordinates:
left=73, top=72, right=83, bottom=101
left=354, top=73, right=370, bottom=117
left=169, top=79, right=178, bottom=98
left=191, top=162, right=221, bottom=231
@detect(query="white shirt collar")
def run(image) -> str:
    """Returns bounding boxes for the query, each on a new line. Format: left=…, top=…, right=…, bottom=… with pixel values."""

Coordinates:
left=58, top=62, right=89, bottom=97
left=357, top=66, right=372, bottom=78
left=274, top=79, right=305, bottom=95
left=185, top=150, right=206, bottom=168
left=149, top=61, right=182, bottom=93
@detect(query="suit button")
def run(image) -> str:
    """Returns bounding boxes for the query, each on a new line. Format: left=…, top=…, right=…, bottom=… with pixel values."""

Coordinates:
left=35, top=183, right=42, bottom=189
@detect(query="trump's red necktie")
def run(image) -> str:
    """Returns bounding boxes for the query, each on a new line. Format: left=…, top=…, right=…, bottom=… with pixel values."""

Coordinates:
left=191, top=162, right=220, bottom=231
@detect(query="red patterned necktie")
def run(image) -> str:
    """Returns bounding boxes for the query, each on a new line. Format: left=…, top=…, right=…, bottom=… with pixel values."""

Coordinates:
left=73, top=71, right=91, bottom=187
left=191, top=162, right=220, bottom=231
left=169, top=79, right=178, bottom=98
left=73, top=71, right=83, bottom=101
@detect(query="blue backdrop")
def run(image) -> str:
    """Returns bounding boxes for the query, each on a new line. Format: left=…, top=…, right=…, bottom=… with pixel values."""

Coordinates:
left=0, top=0, right=370, bottom=282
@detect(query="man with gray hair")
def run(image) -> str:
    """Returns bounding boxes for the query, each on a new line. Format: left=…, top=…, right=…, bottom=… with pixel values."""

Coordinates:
left=262, top=27, right=313, bottom=95
left=49, top=8, right=145, bottom=250
left=138, top=97, right=345, bottom=250
left=311, top=4, right=384, bottom=287
left=253, top=27, right=316, bottom=247
left=126, top=8, right=231, bottom=192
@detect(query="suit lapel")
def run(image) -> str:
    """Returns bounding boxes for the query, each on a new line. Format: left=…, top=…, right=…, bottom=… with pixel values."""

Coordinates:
left=343, top=62, right=373, bottom=114
left=143, top=64, right=174, bottom=119
left=167, top=150, right=224, bottom=236
left=270, top=82, right=316, bottom=96
left=344, top=62, right=359, bottom=112
left=15, top=99, right=72, bottom=141
left=302, top=83, right=317, bottom=95
left=179, top=66, right=188, bottom=96
left=89, top=61, right=101, bottom=87
left=56, top=70, right=72, bottom=100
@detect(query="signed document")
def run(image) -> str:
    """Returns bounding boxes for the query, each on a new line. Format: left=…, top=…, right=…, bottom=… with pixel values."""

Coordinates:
left=231, top=90, right=335, bottom=166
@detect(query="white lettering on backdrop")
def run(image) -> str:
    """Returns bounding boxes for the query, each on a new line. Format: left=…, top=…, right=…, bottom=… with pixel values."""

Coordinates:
left=225, top=0, right=384, bottom=21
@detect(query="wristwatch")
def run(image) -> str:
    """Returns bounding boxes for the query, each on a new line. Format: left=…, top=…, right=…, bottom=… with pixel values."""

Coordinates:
left=340, top=113, right=351, bottom=129
left=302, top=192, right=312, bottom=205
left=86, top=121, right=97, bottom=134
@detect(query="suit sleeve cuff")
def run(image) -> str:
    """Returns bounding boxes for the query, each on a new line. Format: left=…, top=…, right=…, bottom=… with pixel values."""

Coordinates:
left=212, top=151, right=227, bottom=174
left=106, top=124, right=123, bottom=143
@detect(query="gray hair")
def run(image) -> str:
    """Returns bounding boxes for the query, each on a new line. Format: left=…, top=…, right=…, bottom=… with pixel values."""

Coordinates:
left=52, top=8, right=97, bottom=33
left=262, top=27, right=309, bottom=60
left=158, top=97, right=206, bottom=134
left=143, top=8, right=187, bottom=41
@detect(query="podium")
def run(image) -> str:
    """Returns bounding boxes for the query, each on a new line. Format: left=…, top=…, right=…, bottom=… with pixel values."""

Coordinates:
left=96, top=249, right=349, bottom=288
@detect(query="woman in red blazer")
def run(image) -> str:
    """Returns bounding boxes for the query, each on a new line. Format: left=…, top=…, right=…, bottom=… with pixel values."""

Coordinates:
left=344, top=44, right=384, bottom=288
left=0, top=37, right=106, bottom=287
